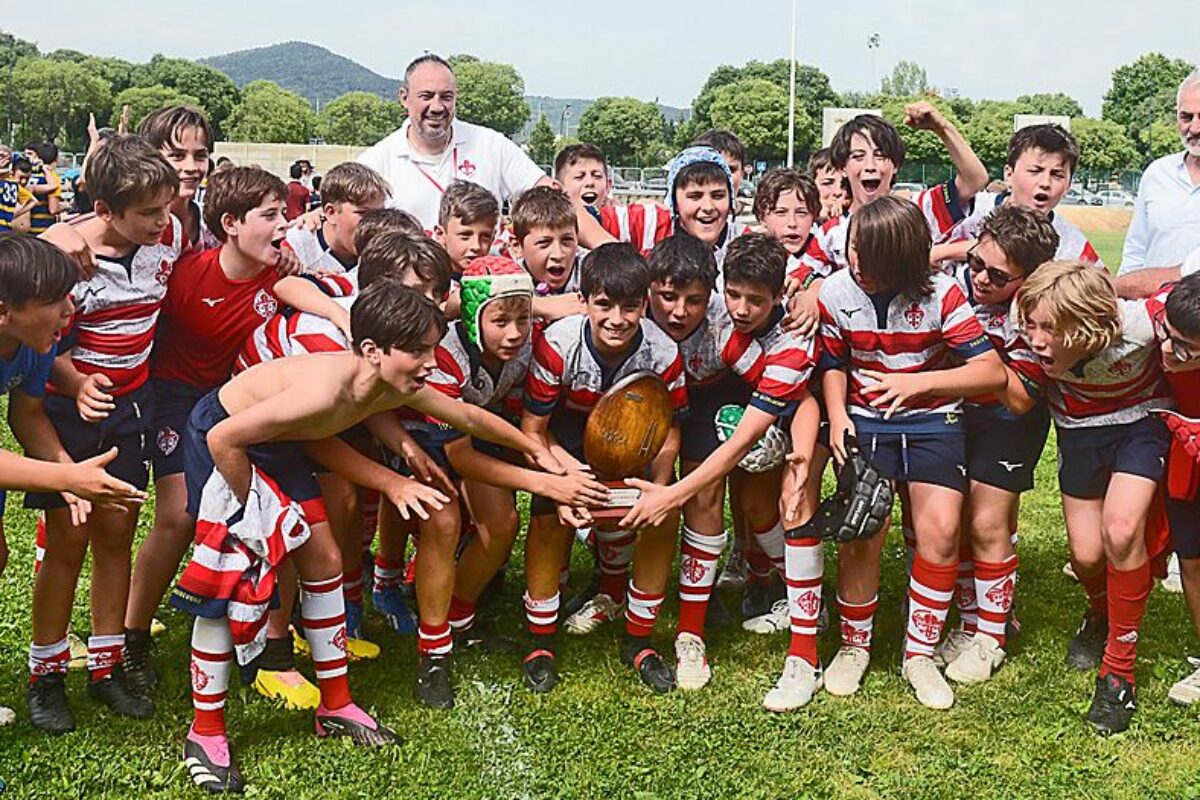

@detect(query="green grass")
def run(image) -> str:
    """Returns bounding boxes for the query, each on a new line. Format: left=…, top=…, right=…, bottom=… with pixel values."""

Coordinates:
left=1088, top=230, right=1127, bottom=269
left=7, top=226, right=1200, bottom=799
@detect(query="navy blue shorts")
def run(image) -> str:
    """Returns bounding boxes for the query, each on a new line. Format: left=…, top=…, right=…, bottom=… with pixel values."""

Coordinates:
left=1055, top=415, right=1169, bottom=500
left=1167, top=494, right=1200, bottom=560
left=152, top=378, right=206, bottom=479
left=183, top=389, right=323, bottom=518
left=965, top=404, right=1051, bottom=493
left=859, top=425, right=968, bottom=492
left=680, top=373, right=753, bottom=464
left=1, top=489, right=7, bottom=517
left=25, top=384, right=155, bottom=510
left=380, top=422, right=456, bottom=478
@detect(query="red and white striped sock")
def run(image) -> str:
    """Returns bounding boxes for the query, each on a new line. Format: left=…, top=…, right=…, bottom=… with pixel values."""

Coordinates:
left=418, top=620, right=452, bottom=656
left=448, top=595, right=477, bottom=632
left=28, top=637, right=69, bottom=682
left=955, top=538, right=978, bottom=635
left=904, top=555, right=958, bottom=660
left=374, top=555, right=404, bottom=592
left=596, top=528, right=635, bottom=602
left=524, top=591, right=560, bottom=637
left=33, top=514, right=47, bottom=575
left=785, top=534, right=824, bottom=667
left=190, top=616, right=233, bottom=737
left=87, top=633, right=125, bottom=682
left=839, top=595, right=878, bottom=651
left=677, top=527, right=726, bottom=637
left=300, top=575, right=352, bottom=711
left=625, top=582, right=665, bottom=638
left=975, top=556, right=1018, bottom=647
left=343, top=566, right=364, bottom=606
left=751, top=519, right=786, bottom=577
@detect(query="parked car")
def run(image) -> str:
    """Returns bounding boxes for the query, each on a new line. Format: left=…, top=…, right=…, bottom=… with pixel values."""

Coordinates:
left=642, top=177, right=667, bottom=192
left=1094, top=189, right=1135, bottom=208
left=892, top=182, right=928, bottom=194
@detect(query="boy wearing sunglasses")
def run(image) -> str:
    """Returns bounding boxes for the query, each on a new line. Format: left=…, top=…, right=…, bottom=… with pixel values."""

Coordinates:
left=936, top=206, right=1061, bottom=684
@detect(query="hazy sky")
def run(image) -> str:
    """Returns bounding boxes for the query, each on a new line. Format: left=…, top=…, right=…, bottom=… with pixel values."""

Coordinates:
left=3, top=1, right=1195, bottom=114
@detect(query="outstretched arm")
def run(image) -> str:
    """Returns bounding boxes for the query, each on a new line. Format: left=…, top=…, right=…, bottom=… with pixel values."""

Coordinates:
left=904, top=101, right=988, bottom=203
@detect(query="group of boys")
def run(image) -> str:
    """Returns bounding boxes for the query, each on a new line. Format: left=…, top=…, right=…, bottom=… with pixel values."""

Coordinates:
left=3, top=92, right=1200, bottom=796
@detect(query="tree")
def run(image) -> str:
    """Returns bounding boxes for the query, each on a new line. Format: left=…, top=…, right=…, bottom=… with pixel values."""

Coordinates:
left=691, top=60, right=838, bottom=141
left=1102, top=52, right=1195, bottom=147
left=1137, top=119, right=1180, bottom=162
left=113, top=85, right=204, bottom=130
left=880, top=61, right=929, bottom=97
left=0, top=29, right=39, bottom=62
left=577, top=97, right=666, bottom=166
left=447, top=54, right=530, bottom=138
left=708, top=79, right=798, bottom=161
left=139, top=55, right=241, bottom=134
left=527, top=115, right=557, bottom=166
left=1016, top=92, right=1084, bottom=118
left=13, top=58, right=112, bottom=148
left=877, top=95, right=962, bottom=165
left=963, top=100, right=1023, bottom=170
left=318, top=91, right=403, bottom=146
left=226, top=81, right=316, bottom=144
left=1070, top=117, right=1140, bottom=173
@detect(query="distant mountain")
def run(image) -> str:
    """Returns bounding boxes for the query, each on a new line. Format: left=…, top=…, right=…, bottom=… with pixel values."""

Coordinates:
left=200, top=42, right=690, bottom=140
left=200, top=41, right=398, bottom=107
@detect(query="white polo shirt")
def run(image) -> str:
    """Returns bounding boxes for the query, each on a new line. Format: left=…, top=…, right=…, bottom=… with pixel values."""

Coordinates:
left=1119, top=152, right=1200, bottom=274
left=357, top=118, right=546, bottom=232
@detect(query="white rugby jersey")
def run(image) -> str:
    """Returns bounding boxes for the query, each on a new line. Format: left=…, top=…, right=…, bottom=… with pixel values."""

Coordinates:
left=58, top=217, right=183, bottom=396
left=949, top=192, right=1102, bottom=265
left=525, top=315, right=688, bottom=419
left=283, top=226, right=355, bottom=275
left=234, top=297, right=352, bottom=374
left=427, top=321, right=531, bottom=420
left=818, top=269, right=992, bottom=429
left=1045, top=297, right=1172, bottom=429
left=677, top=294, right=764, bottom=388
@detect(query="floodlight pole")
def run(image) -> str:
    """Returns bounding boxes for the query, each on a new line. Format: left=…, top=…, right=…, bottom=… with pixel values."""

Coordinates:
left=786, top=0, right=797, bottom=167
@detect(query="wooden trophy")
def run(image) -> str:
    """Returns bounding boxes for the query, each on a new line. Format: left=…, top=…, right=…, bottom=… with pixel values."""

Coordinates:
left=583, top=372, right=673, bottom=522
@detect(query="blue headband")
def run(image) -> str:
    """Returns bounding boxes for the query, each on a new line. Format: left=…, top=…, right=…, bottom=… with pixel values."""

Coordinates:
left=665, top=146, right=734, bottom=218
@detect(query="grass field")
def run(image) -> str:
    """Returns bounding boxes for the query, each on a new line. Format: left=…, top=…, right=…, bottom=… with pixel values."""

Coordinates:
left=5, top=230, right=1200, bottom=799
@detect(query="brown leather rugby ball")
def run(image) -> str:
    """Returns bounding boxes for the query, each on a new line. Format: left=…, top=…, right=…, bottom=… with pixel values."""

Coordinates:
left=583, top=371, right=672, bottom=480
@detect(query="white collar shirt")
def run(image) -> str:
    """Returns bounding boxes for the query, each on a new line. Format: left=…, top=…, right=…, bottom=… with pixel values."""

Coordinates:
left=1119, top=152, right=1200, bottom=274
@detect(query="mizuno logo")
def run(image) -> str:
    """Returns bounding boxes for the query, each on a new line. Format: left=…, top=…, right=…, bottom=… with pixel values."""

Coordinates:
left=842, top=308, right=862, bottom=318
left=998, top=461, right=1024, bottom=473
left=201, top=297, right=225, bottom=307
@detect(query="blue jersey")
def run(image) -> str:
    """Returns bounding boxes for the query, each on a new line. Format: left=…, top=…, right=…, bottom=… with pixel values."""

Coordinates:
left=2, top=342, right=52, bottom=399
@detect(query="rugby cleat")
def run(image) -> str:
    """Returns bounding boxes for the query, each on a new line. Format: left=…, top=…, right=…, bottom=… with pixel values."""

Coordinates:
left=933, top=626, right=973, bottom=667
left=763, top=656, right=823, bottom=712
left=742, top=598, right=790, bottom=634
left=1066, top=611, right=1107, bottom=671
left=372, top=586, right=418, bottom=636
left=674, top=632, right=712, bottom=691
left=902, top=655, right=954, bottom=710
left=1168, top=657, right=1200, bottom=706
left=563, top=593, right=623, bottom=635
left=87, top=667, right=154, bottom=718
left=521, top=649, right=559, bottom=694
left=293, top=626, right=380, bottom=661
left=252, top=669, right=320, bottom=710
left=184, top=726, right=245, bottom=794
left=621, top=638, right=675, bottom=694
left=415, top=654, right=455, bottom=709
left=824, top=647, right=870, bottom=697
left=26, top=673, right=74, bottom=735
left=716, top=545, right=747, bottom=590
left=945, top=635, right=1006, bottom=684
left=315, top=702, right=401, bottom=746
left=0, top=705, right=14, bottom=727
left=123, top=628, right=157, bottom=697
left=1087, top=673, right=1136, bottom=735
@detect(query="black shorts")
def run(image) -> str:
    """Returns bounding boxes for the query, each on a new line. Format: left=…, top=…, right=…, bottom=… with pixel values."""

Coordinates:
left=25, top=384, right=155, bottom=510
left=680, top=373, right=752, bottom=464
left=1167, top=494, right=1200, bottom=560
left=859, top=424, right=968, bottom=492
left=183, top=389, right=324, bottom=519
left=965, top=404, right=1051, bottom=493
left=152, top=378, right=206, bottom=479
left=1055, top=415, right=1169, bottom=500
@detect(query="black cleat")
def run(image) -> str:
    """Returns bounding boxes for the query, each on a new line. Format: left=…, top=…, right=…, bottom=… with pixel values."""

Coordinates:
left=27, top=673, right=75, bottom=735
left=315, top=703, right=402, bottom=747
left=87, top=667, right=154, bottom=718
left=415, top=654, right=455, bottom=709
left=521, top=649, right=559, bottom=694
left=621, top=638, right=676, bottom=694
left=123, top=628, right=157, bottom=697
left=453, top=619, right=518, bottom=654
left=741, top=579, right=772, bottom=620
left=184, top=728, right=246, bottom=794
left=1087, top=673, right=1136, bottom=735
left=1066, top=612, right=1108, bottom=671
left=705, top=594, right=735, bottom=630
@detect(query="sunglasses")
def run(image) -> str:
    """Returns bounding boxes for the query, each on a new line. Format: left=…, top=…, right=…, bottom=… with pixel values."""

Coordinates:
left=1154, top=314, right=1200, bottom=363
left=966, top=248, right=1021, bottom=289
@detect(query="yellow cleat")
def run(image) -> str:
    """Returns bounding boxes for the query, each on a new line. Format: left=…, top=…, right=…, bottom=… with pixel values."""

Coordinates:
left=67, top=632, right=88, bottom=671
left=292, top=626, right=310, bottom=657
left=253, top=668, right=320, bottom=710
left=292, top=626, right=380, bottom=661
left=150, top=617, right=167, bottom=638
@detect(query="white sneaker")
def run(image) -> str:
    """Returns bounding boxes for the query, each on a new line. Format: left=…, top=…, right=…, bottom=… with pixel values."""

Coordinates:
left=742, top=598, right=790, bottom=634
left=1162, top=554, right=1184, bottom=594
left=762, top=656, right=823, bottom=712
left=945, top=634, right=1006, bottom=684
left=716, top=546, right=747, bottom=590
left=903, top=655, right=955, bottom=709
left=0, top=705, right=14, bottom=727
left=933, top=627, right=974, bottom=667
left=1062, top=561, right=1078, bottom=582
left=824, top=646, right=870, bottom=696
left=674, top=632, right=712, bottom=690
left=1168, top=657, right=1200, bottom=706
left=564, top=593, right=624, bottom=635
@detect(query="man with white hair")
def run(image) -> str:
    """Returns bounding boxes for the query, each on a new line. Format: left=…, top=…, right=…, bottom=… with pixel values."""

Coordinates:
left=358, top=54, right=553, bottom=232
left=1119, top=69, right=1200, bottom=274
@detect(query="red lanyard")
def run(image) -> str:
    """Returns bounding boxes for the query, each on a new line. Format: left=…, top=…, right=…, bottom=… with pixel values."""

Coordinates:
left=410, top=146, right=458, bottom=194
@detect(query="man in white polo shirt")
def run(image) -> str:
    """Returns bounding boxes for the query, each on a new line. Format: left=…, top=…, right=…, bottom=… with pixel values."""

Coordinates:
left=358, top=54, right=552, bottom=232
left=1119, top=70, right=1200, bottom=275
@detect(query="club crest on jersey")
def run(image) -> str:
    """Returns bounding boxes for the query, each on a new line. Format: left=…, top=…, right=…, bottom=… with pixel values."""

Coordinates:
left=687, top=352, right=706, bottom=376
left=458, top=159, right=477, bottom=177
left=793, top=590, right=821, bottom=617
left=904, top=302, right=925, bottom=328
left=987, top=311, right=1007, bottom=329
left=680, top=554, right=709, bottom=585
left=157, top=426, right=180, bottom=456
left=254, top=290, right=278, bottom=319
left=1109, top=359, right=1133, bottom=376
left=911, top=609, right=941, bottom=641
left=155, top=259, right=173, bottom=286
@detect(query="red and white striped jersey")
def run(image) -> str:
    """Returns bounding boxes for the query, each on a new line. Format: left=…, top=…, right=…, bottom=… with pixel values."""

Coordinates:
left=305, top=267, right=359, bottom=299
left=949, top=192, right=1102, bottom=264
left=746, top=307, right=819, bottom=415
left=234, top=298, right=352, bottom=374
left=818, top=269, right=993, bottom=428
left=1045, top=295, right=1172, bottom=429
left=57, top=218, right=183, bottom=396
left=786, top=232, right=837, bottom=285
left=677, top=294, right=765, bottom=388
left=283, top=226, right=355, bottom=275
left=599, top=202, right=748, bottom=271
left=952, top=265, right=1045, bottom=407
left=525, top=315, right=688, bottom=419
left=427, top=322, right=531, bottom=421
